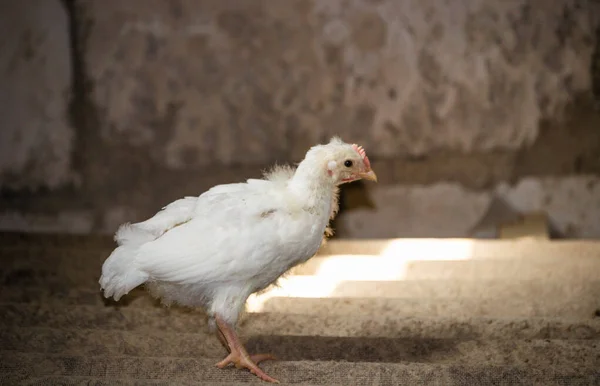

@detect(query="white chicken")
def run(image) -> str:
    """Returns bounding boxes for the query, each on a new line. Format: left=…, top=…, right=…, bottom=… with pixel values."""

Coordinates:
left=99, top=137, right=377, bottom=383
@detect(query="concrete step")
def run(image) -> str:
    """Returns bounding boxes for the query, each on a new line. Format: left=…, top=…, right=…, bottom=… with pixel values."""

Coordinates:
left=3, top=280, right=598, bottom=323
left=250, top=277, right=600, bottom=300
left=388, top=259, right=600, bottom=281
left=1, top=286, right=597, bottom=319
left=248, top=296, right=599, bottom=319
left=3, top=231, right=599, bottom=260
left=3, top=249, right=600, bottom=289
left=1, top=327, right=598, bottom=371
left=292, top=252, right=600, bottom=280
left=4, top=278, right=599, bottom=305
left=3, top=304, right=600, bottom=339
left=4, top=353, right=598, bottom=386
left=318, top=238, right=600, bottom=259
left=2, top=281, right=598, bottom=319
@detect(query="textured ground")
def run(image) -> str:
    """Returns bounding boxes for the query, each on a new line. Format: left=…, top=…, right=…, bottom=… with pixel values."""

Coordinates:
left=1, top=232, right=599, bottom=385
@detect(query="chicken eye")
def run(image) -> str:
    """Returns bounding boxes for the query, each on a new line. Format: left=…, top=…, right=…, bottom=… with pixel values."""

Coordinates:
left=344, top=160, right=353, bottom=167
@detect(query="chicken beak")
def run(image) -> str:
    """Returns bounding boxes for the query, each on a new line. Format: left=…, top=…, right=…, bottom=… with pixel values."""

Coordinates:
left=359, top=170, right=378, bottom=182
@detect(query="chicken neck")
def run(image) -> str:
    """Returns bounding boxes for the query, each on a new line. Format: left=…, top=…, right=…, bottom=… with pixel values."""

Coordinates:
left=287, top=157, right=336, bottom=212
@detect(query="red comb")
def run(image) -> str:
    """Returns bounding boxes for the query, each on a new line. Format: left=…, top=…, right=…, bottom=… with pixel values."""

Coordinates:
left=352, top=144, right=371, bottom=168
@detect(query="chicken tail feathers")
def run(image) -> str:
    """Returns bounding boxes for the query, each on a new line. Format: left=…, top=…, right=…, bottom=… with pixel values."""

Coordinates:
left=114, top=223, right=156, bottom=246
left=99, top=245, right=149, bottom=301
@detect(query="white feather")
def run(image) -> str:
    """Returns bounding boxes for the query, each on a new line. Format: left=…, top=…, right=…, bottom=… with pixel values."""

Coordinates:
left=99, top=138, right=364, bottom=326
left=99, top=245, right=150, bottom=301
left=114, top=196, right=198, bottom=247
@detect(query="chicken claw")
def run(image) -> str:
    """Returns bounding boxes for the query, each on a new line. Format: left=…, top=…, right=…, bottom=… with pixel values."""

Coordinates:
left=215, top=316, right=279, bottom=383
left=216, top=352, right=278, bottom=383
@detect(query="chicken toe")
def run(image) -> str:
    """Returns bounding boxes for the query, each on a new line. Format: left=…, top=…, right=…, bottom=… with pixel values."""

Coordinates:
left=216, top=351, right=278, bottom=383
left=215, top=316, right=278, bottom=383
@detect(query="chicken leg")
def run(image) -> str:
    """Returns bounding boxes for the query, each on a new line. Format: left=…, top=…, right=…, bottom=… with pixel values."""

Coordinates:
left=215, top=315, right=278, bottom=383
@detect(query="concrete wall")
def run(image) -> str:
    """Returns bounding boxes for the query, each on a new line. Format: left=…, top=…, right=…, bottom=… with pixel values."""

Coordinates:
left=1, top=0, right=599, bottom=238
left=0, top=1, right=74, bottom=191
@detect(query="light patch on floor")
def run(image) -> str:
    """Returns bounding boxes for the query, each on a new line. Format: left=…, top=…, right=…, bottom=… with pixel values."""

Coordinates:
left=247, top=238, right=476, bottom=311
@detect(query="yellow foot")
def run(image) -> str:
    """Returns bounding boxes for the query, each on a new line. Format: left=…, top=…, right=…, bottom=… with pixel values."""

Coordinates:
left=216, top=352, right=278, bottom=383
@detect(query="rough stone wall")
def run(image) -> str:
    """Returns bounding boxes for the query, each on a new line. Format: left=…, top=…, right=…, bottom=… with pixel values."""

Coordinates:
left=0, top=0, right=599, bottom=238
left=0, top=1, right=74, bottom=191
left=337, top=175, right=600, bottom=239
left=79, top=0, right=596, bottom=164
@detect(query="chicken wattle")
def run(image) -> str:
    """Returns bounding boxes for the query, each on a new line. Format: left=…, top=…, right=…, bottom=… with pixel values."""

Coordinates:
left=99, top=137, right=377, bottom=383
